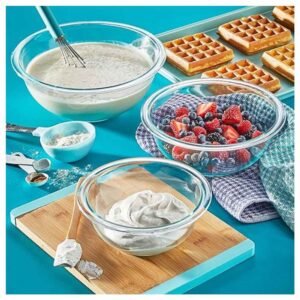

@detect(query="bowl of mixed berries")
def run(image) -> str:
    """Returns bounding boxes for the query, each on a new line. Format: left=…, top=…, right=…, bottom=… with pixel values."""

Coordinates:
left=141, top=79, right=286, bottom=176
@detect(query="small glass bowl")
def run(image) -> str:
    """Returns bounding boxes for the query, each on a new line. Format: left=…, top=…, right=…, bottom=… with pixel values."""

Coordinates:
left=141, top=79, right=286, bottom=177
left=11, top=21, right=166, bottom=122
left=76, top=157, right=211, bottom=256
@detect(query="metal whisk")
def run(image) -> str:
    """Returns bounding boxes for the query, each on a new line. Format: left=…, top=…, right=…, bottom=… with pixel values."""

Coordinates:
left=36, top=6, right=86, bottom=68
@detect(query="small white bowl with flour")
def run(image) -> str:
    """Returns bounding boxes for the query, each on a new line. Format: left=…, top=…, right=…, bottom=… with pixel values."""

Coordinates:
left=12, top=21, right=166, bottom=122
left=39, top=121, right=96, bottom=162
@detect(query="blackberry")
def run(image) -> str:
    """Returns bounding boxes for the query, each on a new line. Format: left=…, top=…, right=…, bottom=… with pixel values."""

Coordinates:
left=215, top=113, right=223, bottom=119
left=206, top=132, right=223, bottom=143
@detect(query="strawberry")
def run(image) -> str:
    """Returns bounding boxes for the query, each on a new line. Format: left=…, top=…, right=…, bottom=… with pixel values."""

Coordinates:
left=197, top=102, right=217, bottom=117
left=222, top=125, right=240, bottom=140
left=236, top=120, right=252, bottom=135
left=227, top=138, right=238, bottom=144
left=252, top=130, right=262, bottom=138
left=211, top=151, right=230, bottom=161
left=193, top=126, right=207, bottom=136
left=176, top=114, right=188, bottom=122
left=165, top=131, right=175, bottom=137
left=170, top=120, right=188, bottom=138
left=180, top=135, right=198, bottom=144
left=236, top=149, right=251, bottom=164
left=172, top=146, right=191, bottom=161
left=205, top=118, right=220, bottom=133
left=175, top=107, right=189, bottom=117
left=222, top=105, right=242, bottom=125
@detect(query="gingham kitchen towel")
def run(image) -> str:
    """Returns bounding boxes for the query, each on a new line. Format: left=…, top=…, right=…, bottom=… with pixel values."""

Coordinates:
left=136, top=93, right=294, bottom=230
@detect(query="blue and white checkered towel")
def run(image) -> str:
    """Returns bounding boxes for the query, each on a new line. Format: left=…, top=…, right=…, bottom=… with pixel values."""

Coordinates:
left=136, top=93, right=294, bottom=230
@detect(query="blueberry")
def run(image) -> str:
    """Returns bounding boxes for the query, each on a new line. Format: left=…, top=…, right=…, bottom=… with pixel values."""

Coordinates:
left=187, top=131, right=194, bottom=136
left=227, top=157, right=235, bottom=166
left=202, top=152, right=209, bottom=159
left=182, top=117, right=190, bottom=124
left=222, top=103, right=229, bottom=111
left=242, top=111, right=249, bottom=119
left=190, top=121, right=196, bottom=128
left=191, top=153, right=200, bottom=163
left=184, top=153, right=192, bottom=164
left=250, top=147, right=260, bottom=156
left=179, top=130, right=187, bottom=138
left=198, top=121, right=205, bottom=127
left=219, top=137, right=227, bottom=144
left=215, top=128, right=223, bottom=134
left=205, top=141, right=212, bottom=145
left=189, top=112, right=197, bottom=120
left=211, top=157, right=220, bottom=166
left=239, top=105, right=244, bottom=112
left=237, top=136, right=246, bottom=142
left=251, top=125, right=257, bottom=131
left=256, top=123, right=263, bottom=131
left=217, top=107, right=223, bottom=113
left=204, top=112, right=213, bottom=121
left=161, top=118, right=170, bottom=125
left=198, top=134, right=206, bottom=143
left=197, top=116, right=203, bottom=122
left=201, top=157, right=210, bottom=167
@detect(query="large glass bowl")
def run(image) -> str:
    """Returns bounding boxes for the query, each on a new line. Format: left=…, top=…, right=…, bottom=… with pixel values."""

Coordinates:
left=11, top=21, right=166, bottom=122
left=76, top=157, right=211, bottom=256
left=141, top=79, right=286, bottom=177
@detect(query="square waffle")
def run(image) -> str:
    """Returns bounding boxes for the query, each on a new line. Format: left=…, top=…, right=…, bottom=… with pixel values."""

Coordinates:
left=202, top=59, right=281, bottom=93
left=262, top=43, right=294, bottom=82
left=273, top=6, right=294, bottom=30
left=218, top=14, right=292, bottom=55
left=164, top=33, right=234, bottom=76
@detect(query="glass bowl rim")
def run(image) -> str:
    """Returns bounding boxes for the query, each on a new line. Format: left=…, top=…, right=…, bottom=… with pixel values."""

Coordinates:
left=141, top=78, right=286, bottom=152
left=11, top=21, right=166, bottom=93
left=76, top=157, right=212, bottom=234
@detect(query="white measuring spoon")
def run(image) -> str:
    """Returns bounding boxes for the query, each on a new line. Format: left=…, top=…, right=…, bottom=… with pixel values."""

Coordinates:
left=6, top=121, right=96, bottom=162
left=6, top=154, right=51, bottom=172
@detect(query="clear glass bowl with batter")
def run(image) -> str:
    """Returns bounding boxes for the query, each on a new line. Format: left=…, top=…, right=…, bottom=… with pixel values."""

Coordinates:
left=76, top=157, right=211, bottom=256
left=11, top=21, right=166, bottom=122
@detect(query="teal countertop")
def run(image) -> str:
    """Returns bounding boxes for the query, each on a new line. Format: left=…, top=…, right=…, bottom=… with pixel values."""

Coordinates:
left=6, top=6, right=294, bottom=294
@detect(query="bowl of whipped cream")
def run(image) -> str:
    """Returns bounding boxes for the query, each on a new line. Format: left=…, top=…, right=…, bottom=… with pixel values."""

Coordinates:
left=76, top=157, right=211, bottom=256
left=11, top=21, right=166, bottom=122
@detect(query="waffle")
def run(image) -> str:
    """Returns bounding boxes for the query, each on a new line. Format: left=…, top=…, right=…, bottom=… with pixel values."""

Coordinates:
left=262, top=43, right=294, bottom=82
left=164, top=33, right=234, bottom=76
left=273, top=6, right=294, bottom=30
left=202, top=59, right=281, bottom=93
left=218, top=14, right=292, bottom=55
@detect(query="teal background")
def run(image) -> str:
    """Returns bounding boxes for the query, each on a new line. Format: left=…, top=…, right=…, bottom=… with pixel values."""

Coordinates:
left=6, top=6, right=294, bottom=294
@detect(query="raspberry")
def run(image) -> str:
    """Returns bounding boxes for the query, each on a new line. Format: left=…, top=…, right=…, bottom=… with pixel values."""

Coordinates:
left=204, top=118, right=220, bottom=133
left=193, top=126, right=207, bottom=136
left=222, top=105, right=242, bottom=125
left=236, top=120, right=252, bottom=135
left=252, top=130, right=262, bottom=138
left=236, top=149, right=251, bottom=164
left=180, top=135, right=198, bottom=144
left=172, top=146, right=191, bottom=161
left=175, top=107, right=189, bottom=117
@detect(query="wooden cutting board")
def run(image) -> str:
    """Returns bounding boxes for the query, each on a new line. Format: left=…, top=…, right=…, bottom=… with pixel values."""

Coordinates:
left=11, top=168, right=254, bottom=294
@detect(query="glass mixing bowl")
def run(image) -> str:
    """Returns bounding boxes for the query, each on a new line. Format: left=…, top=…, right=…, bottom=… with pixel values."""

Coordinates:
left=141, top=79, right=286, bottom=177
left=11, top=21, right=166, bottom=122
left=76, top=157, right=211, bottom=256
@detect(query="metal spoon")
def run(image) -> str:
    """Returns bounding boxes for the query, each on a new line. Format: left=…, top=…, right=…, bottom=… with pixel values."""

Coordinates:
left=6, top=154, right=51, bottom=172
left=7, top=153, right=49, bottom=187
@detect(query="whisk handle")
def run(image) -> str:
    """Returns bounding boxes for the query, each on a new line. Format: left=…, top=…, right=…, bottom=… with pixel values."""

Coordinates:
left=36, top=6, right=64, bottom=40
